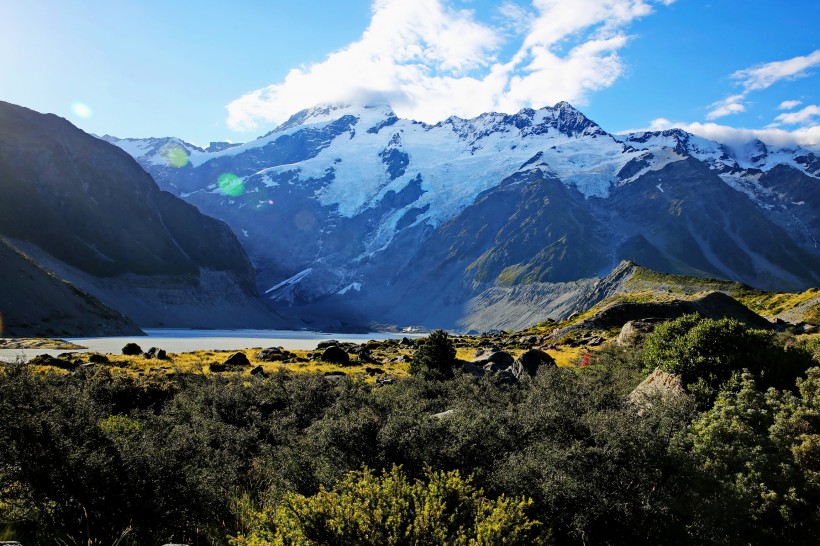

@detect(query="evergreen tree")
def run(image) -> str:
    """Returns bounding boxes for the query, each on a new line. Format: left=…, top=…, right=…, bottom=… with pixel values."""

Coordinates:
left=410, top=329, right=457, bottom=379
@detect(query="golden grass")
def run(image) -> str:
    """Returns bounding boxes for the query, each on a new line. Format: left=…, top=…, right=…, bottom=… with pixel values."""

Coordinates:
left=58, top=347, right=413, bottom=382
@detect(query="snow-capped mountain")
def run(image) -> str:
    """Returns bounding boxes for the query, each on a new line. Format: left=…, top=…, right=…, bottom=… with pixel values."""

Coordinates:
left=105, top=102, right=820, bottom=330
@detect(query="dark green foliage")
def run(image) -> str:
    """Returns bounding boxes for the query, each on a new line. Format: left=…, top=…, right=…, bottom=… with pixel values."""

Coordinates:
left=643, top=314, right=814, bottom=404
left=409, top=329, right=457, bottom=379
left=0, top=334, right=816, bottom=545
left=680, top=370, right=820, bottom=544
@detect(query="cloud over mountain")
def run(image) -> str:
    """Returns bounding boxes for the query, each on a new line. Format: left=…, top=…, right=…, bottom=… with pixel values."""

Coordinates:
left=226, top=0, right=674, bottom=132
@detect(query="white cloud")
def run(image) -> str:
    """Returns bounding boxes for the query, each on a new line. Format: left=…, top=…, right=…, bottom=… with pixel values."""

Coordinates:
left=774, top=104, right=820, bottom=126
left=731, top=49, right=820, bottom=91
left=706, top=50, right=820, bottom=120
left=706, top=94, right=746, bottom=120
left=639, top=117, right=820, bottom=149
left=226, top=0, right=674, bottom=132
left=778, top=100, right=802, bottom=111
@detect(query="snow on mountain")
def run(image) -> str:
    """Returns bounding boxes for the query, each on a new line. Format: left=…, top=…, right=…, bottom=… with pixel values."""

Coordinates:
left=106, top=101, right=820, bottom=330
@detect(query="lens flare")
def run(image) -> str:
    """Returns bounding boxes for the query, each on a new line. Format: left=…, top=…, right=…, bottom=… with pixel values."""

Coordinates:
left=161, top=143, right=190, bottom=168
left=217, top=172, right=244, bottom=197
left=70, top=102, right=93, bottom=118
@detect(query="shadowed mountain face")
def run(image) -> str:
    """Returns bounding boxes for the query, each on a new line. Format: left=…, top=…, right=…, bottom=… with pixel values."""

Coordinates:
left=96, top=102, right=820, bottom=330
left=0, top=101, right=282, bottom=334
left=0, top=238, right=142, bottom=337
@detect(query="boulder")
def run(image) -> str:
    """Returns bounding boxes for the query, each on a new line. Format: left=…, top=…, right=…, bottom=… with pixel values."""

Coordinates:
left=224, top=352, right=251, bottom=367
left=471, top=350, right=514, bottom=370
left=317, top=340, right=340, bottom=349
left=321, top=346, right=350, bottom=365
left=250, top=365, right=267, bottom=377
left=28, top=353, right=77, bottom=371
left=364, top=366, right=386, bottom=375
left=510, top=349, right=556, bottom=379
left=122, top=342, right=143, bottom=356
left=87, top=353, right=109, bottom=364
left=461, top=361, right=486, bottom=377
left=143, top=347, right=167, bottom=359
left=617, top=319, right=659, bottom=346
left=257, top=347, right=292, bottom=361
left=209, top=362, right=227, bottom=372
left=628, top=368, right=688, bottom=413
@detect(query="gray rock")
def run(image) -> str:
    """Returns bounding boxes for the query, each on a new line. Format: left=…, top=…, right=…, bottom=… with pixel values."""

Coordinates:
left=471, top=350, right=514, bottom=370
left=617, top=319, right=659, bottom=346
left=628, top=368, right=688, bottom=414
left=225, top=352, right=251, bottom=367
left=257, top=346, right=292, bottom=361
left=321, top=345, right=350, bottom=365
left=510, top=349, right=556, bottom=379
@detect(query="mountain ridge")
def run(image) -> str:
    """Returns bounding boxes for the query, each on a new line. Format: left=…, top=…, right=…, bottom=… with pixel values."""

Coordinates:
left=98, top=101, right=820, bottom=330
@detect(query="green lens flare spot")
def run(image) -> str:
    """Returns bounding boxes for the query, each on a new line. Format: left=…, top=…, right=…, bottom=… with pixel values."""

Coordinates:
left=161, top=144, right=190, bottom=168
left=217, top=172, right=244, bottom=197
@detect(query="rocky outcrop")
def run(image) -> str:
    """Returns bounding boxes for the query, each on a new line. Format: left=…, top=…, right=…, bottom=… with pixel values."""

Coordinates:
left=557, top=291, right=772, bottom=339
left=628, top=368, right=688, bottom=413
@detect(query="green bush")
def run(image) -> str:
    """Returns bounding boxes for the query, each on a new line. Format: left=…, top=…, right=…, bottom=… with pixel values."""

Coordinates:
left=680, top=368, right=820, bottom=544
left=643, top=314, right=813, bottom=404
left=230, top=466, right=549, bottom=546
left=409, top=329, right=457, bottom=379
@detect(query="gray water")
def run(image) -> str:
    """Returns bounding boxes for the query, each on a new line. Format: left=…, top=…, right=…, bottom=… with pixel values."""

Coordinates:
left=0, top=328, right=422, bottom=362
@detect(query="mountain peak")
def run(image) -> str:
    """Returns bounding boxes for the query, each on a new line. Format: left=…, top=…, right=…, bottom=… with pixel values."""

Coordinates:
left=271, top=103, right=397, bottom=135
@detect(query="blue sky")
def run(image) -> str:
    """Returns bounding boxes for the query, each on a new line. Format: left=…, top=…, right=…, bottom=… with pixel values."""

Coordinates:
left=1, top=1, right=818, bottom=148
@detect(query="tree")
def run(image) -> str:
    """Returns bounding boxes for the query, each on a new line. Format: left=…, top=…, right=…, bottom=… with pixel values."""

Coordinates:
left=409, top=330, right=457, bottom=380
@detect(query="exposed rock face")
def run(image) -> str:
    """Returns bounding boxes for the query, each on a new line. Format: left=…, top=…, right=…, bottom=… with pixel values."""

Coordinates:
left=0, top=100, right=283, bottom=333
left=628, top=368, right=688, bottom=413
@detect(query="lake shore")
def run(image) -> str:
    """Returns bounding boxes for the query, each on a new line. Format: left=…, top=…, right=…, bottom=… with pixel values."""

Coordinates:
left=0, top=328, right=422, bottom=363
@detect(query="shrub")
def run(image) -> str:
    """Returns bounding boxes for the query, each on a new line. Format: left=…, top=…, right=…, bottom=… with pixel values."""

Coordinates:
left=230, top=466, right=549, bottom=546
left=643, top=314, right=813, bottom=404
left=409, top=330, right=456, bottom=379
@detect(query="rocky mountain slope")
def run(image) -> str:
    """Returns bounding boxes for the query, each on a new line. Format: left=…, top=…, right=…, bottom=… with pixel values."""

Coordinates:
left=0, top=237, right=142, bottom=337
left=0, top=101, right=283, bottom=333
left=106, top=102, right=820, bottom=331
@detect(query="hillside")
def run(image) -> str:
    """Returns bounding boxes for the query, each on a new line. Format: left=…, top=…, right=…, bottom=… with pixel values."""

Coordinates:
left=0, top=101, right=284, bottom=333
left=0, top=237, right=142, bottom=337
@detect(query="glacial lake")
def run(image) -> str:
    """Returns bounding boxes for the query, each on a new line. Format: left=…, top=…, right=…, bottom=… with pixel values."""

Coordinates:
left=0, top=328, right=424, bottom=363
